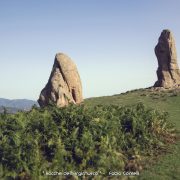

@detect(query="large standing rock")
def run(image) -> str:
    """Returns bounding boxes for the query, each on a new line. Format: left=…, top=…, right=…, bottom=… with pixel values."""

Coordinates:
left=38, top=53, right=83, bottom=107
left=154, top=29, right=180, bottom=88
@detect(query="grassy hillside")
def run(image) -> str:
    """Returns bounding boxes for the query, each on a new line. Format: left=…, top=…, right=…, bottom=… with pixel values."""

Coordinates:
left=85, top=88, right=180, bottom=180
left=0, top=88, right=179, bottom=179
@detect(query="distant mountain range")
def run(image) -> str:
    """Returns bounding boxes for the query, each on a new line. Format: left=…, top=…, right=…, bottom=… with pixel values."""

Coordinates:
left=0, top=98, right=38, bottom=113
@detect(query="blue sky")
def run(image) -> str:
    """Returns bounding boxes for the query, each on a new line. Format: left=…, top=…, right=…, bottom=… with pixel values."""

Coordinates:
left=0, top=0, right=180, bottom=100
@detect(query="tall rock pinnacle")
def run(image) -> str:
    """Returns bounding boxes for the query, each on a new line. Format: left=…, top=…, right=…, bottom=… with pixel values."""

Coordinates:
left=154, top=29, right=180, bottom=88
left=38, top=53, right=83, bottom=107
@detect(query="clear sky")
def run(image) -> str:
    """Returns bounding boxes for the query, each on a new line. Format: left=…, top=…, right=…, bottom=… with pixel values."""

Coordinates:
left=0, top=0, right=180, bottom=100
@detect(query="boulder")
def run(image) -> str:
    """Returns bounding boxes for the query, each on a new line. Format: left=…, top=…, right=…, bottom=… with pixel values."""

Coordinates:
left=154, top=29, right=180, bottom=88
left=38, top=53, right=83, bottom=107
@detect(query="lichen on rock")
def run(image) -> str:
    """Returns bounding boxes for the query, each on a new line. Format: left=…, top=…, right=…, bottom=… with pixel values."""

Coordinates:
left=154, top=29, right=180, bottom=88
left=38, top=53, right=83, bottom=107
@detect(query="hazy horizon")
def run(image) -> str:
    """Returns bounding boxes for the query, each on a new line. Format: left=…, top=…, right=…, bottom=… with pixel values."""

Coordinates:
left=0, top=0, right=180, bottom=100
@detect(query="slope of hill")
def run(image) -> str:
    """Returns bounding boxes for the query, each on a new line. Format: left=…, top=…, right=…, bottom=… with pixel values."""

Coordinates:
left=0, top=106, right=21, bottom=114
left=0, top=89, right=179, bottom=179
left=85, top=88, right=180, bottom=180
left=0, top=98, right=38, bottom=111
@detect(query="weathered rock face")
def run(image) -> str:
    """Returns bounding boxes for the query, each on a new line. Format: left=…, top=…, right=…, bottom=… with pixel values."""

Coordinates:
left=154, top=29, right=180, bottom=88
left=38, top=53, right=83, bottom=107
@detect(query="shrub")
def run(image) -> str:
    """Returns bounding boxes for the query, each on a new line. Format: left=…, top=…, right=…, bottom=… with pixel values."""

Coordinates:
left=0, top=103, right=176, bottom=179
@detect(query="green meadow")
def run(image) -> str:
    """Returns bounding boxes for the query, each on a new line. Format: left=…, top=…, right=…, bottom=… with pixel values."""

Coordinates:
left=0, top=88, right=179, bottom=179
left=85, top=88, right=180, bottom=180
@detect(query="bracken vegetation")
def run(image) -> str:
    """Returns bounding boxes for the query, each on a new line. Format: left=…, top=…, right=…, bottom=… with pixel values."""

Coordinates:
left=0, top=103, right=176, bottom=179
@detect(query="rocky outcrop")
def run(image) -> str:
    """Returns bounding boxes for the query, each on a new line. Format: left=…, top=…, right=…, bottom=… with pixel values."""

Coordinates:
left=38, top=53, right=83, bottom=107
left=154, top=29, right=180, bottom=88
